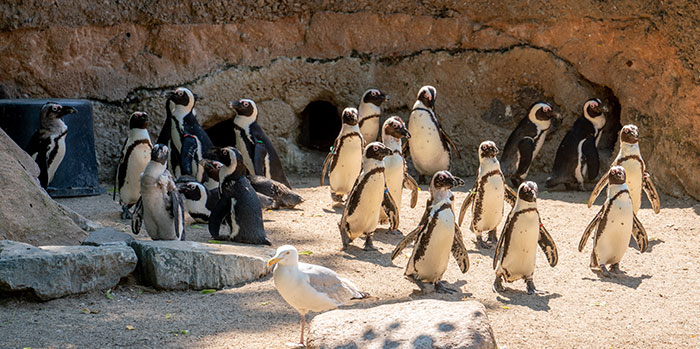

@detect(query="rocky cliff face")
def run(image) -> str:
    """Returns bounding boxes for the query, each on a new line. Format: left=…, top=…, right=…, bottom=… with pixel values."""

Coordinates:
left=2, top=1, right=699, bottom=199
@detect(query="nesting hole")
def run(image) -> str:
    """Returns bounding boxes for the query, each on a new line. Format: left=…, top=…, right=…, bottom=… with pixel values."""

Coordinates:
left=297, top=100, right=340, bottom=151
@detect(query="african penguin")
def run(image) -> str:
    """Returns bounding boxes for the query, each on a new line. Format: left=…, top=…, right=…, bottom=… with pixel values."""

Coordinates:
left=200, top=158, right=223, bottom=191
left=546, top=98, right=609, bottom=190
left=131, top=144, right=185, bottom=241
left=156, top=87, right=213, bottom=179
left=458, top=141, right=517, bottom=249
left=379, top=116, right=419, bottom=226
left=338, top=142, right=398, bottom=250
left=407, top=85, right=461, bottom=183
left=390, top=170, right=469, bottom=294
left=228, top=98, right=292, bottom=188
left=321, top=107, right=364, bottom=203
left=26, top=102, right=76, bottom=189
left=579, top=166, right=648, bottom=277
left=114, top=112, right=153, bottom=219
left=500, top=102, right=559, bottom=187
left=588, top=124, right=660, bottom=214
left=358, top=88, right=388, bottom=142
left=176, top=179, right=220, bottom=223
left=493, top=181, right=558, bottom=294
left=209, top=147, right=271, bottom=245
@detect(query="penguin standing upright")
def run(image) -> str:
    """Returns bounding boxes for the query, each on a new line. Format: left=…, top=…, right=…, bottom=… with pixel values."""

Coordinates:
left=391, top=171, right=470, bottom=294
left=131, top=144, right=185, bottom=241
left=357, top=88, right=388, bottom=143
left=228, top=98, right=291, bottom=188
left=379, top=116, right=419, bottom=225
left=588, top=124, right=660, bottom=214
left=546, top=98, right=609, bottom=190
left=407, top=85, right=461, bottom=183
left=493, top=181, right=558, bottom=294
left=156, top=87, right=213, bottom=179
left=579, top=166, right=648, bottom=276
left=26, top=102, right=76, bottom=188
left=500, top=102, right=558, bottom=187
left=458, top=141, right=517, bottom=249
left=321, top=108, right=364, bottom=203
left=338, top=142, right=398, bottom=250
left=114, top=112, right=153, bottom=219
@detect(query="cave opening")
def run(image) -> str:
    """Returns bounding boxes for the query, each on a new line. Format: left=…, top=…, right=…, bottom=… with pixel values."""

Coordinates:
left=597, top=86, right=622, bottom=153
left=297, top=100, right=340, bottom=151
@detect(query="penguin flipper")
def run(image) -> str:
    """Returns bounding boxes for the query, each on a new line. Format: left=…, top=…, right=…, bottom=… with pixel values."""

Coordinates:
left=537, top=219, right=558, bottom=267
left=588, top=171, right=609, bottom=208
left=320, top=151, right=333, bottom=186
left=391, top=198, right=431, bottom=261
left=493, top=213, right=513, bottom=270
left=452, top=224, right=470, bottom=273
left=402, top=171, right=419, bottom=208
left=131, top=198, right=143, bottom=235
left=632, top=213, right=649, bottom=253
left=458, top=181, right=477, bottom=226
left=581, top=137, right=600, bottom=181
left=34, top=146, right=49, bottom=189
left=435, top=111, right=461, bottom=159
left=503, top=181, right=517, bottom=207
left=515, top=137, right=535, bottom=178
left=156, top=116, right=171, bottom=145
left=579, top=205, right=604, bottom=252
left=114, top=138, right=128, bottom=201
left=180, top=135, right=200, bottom=177
left=253, top=141, right=268, bottom=177
left=382, top=189, right=400, bottom=231
left=401, top=140, right=409, bottom=159
left=642, top=172, right=661, bottom=214
left=208, top=196, right=232, bottom=239
left=170, top=189, right=185, bottom=241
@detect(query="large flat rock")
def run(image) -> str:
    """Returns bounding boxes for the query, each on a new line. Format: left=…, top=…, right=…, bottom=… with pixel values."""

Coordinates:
left=0, top=240, right=137, bottom=300
left=130, top=240, right=274, bottom=290
left=308, top=299, right=496, bottom=349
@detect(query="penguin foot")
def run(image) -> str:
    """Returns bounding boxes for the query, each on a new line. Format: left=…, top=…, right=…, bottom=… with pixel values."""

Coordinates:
left=487, top=230, right=498, bottom=245
left=493, top=275, right=505, bottom=293
left=435, top=281, right=458, bottom=294
left=363, top=235, right=377, bottom=251
left=120, top=206, right=132, bottom=220
left=408, top=275, right=429, bottom=293
left=339, top=223, right=351, bottom=250
left=476, top=236, right=492, bottom=249
left=596, top=264, right=611, bottom=277
left=526, top=279, right=537, bottom=295
left=330, top=192, right=344, bottom=203
left=609, top=263, right=622, bottom=274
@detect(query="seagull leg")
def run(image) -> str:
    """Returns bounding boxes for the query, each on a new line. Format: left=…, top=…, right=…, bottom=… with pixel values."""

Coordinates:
left=300, top=313, right=305, bottom=346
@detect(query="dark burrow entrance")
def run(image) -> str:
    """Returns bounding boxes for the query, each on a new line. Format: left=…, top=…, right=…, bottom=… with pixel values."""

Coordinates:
left=297, top=100, right=341, bottom=151
left=596, top=86, right=622, bottom=153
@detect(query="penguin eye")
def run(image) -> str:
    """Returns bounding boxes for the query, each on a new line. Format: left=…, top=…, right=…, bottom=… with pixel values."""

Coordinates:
left=52, top=106, right=59, bottom=112
left=373, top=145, right=378, bottom=151
left=177, top=91, right=184, bottom=96
left=243, top=101, right=249, bottom=107
left=371, top=91, right=378, bottom=96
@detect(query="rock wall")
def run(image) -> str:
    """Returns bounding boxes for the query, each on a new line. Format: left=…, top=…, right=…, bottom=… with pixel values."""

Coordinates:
left=1, top=1, right=699, bottom=199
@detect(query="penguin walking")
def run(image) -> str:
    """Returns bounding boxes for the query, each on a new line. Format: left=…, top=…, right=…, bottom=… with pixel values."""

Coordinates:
left=321, top=107, right=364, bottom=203
left=131, top=144, right=185, bottom=241
left=391, top=171, right=470, bottom=294
left=500, top=102, right=559, bottom=187
left=546, top=98, right=609, bottom=190
left=458, top=141, right=517, bottom=249
left=357, top=88, right=388, bottom=142
left=588, top=124, right=660, bottom=214
left=579, top=166, right=648, bottom=276
left=493, top=181, right=558, bottom=294
left=209, top=147, right=271, bottom=245
left=407, top=85, right=461, bottom=183
left=156, top=87, right=213, bottom=179
left=338, top=142, right=399, bottom=250
left=26, top=102, right=76, bottom=188
left=114, top=112, right=153, bottom=219
left=228, top=98, right=292, bottom=188
left=379, top=116, right=419, bottom=226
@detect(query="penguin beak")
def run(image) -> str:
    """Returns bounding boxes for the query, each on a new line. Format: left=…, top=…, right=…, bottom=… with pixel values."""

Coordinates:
left=165, top=90, right=175, bottom=99
left=382, top=94, right=389, bottom=101
left=58, top=106, right=77, bottom=117
left=452, top=177, right=465, bottom=187
left=267, top=257, right=281, bottom=267
left=227, top=101, right=242, bottom=113
left=401, top=126, right=411, bottom=139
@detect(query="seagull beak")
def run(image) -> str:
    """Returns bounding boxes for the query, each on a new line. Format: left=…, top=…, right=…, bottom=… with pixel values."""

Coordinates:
left=267, top=257, right=281, bottom=267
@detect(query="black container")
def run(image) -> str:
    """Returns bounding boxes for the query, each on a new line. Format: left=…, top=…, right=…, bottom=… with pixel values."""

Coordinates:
left=0, top=99, right=102, bottom=197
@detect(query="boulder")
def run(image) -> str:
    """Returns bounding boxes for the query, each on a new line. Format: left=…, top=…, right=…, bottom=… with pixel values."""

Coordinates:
left=130, top=240, right=274, bottom=290
left=81, top=227, right=135, bottom=247
left=308, top=300, right=496, bottom=349
left=0, top=240, right=137, bottom=300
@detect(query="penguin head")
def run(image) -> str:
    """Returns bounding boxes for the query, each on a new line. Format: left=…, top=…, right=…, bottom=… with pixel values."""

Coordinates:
left=176, top=181, right=204, bottom=201
left=200, top=158, right=222, bottom=181
left=417, top=85, right=437, bottom=109
left=151, top=144, right=170, bottom=164
left=478, top=140, right=499, bottom=159
left=619, top=124, right=639, bottom=144
left=40, top=102, right=76, bottom=127
left=608, top=166, right=627, bottom=185
left=128, top=111, right=149, bottom=129
left=364, top=142, right=392, bottom=161
left=341, top=107, right=359, bottom=126
left=517, top=181, right=538, bottom=202
left=528, top=102, right=556, bottom=123
left=431, top=170, right=464, bottom=191
left=362, top=89, right=388, bottom=107
left=382, top=116, right=410, bottom=140
left=583, top=98, right=608, bottom=119
left=228, top=98, right=258, bottom=120
left=217, top=147, right=245, bottom=175
left=267, top=245, right=299, bottom=267
left=167, top=88, right=197, bottom=111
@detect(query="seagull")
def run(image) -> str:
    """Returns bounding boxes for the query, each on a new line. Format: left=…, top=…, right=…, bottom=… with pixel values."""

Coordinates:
left=267, top=245, right=370, bottom=346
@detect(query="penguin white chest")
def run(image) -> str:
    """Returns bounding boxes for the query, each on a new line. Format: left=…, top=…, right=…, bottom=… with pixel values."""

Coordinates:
left=408, top=113, right=449, bottom=175
left=329, top=136, right=363, bottom=195
left=474, top=174, right=505, bottom=231
left=360, top=118, right=380, bottom=143
left=596, top=195, right=634, bottom=265
left=499, top=210, right=539, bottom=281
left=619, top=158, right=643, bottom=213
left=383, top=154, right=404, bottom=208
left=410, top=208, right=455, bottom=282
left=120, top=142, right=151, bottom=205
left=48, top=134, right=67, bottom=183
left=346, top=172, right=385, bottom=238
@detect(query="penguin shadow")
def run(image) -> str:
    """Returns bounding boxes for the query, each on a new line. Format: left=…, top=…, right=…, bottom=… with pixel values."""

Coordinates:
left=407, top=280, right=471, bottom=298
left=467, top=246, right=498, bottom=258
left=495, top=289, right=562, bottom=311
left=322, top=205, right=345, bottom=214
left=341, top=245, right=401, bottom=268
left=582, top=272, right=651, bottom=289
left=628, top=237, right=664, bottom=252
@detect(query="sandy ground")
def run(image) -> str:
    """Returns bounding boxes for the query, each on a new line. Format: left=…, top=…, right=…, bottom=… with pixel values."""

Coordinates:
left=1, top=174, right=700, bottom=348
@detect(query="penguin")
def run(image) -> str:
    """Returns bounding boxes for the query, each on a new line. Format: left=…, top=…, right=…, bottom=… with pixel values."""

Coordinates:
left=407, top=85, right=461, bottom=183
left=588, top=124, right=661, bottom=214
left=208, top=147, right=271, bottom=245
left=156, top=87, right=213, bottom=179
left=500, top=102, right=559, bottom=187
left=390, top=170, right=470, bottom=294
left=200, top=158, right=223, bottom=191
left=338, top=142, right=399, bottom=250
left=180, top=133, right=204, bottom=182
left=176, top=179, right=220, bottom=223
left=228, top=98, right=292, bottom=188
left=579, top=166, right=648, bottom=277
left=546, top=98, right=609, bottom=190
left=357, top=88, right=388, bottom=142
left=26, top=102, right=76, bottom=189
left=131, top=144, right=186, bottom=241
left=321, top=107, right=364, bottom=203
left=458, top=141, right=517, bottom=249
left=379, top=116, right=419, bottom=226
left=493, top=181, right=558, bottom=294
left=114, top=111, right=153, bottom=219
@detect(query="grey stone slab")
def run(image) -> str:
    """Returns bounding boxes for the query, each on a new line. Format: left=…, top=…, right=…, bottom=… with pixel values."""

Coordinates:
left=82, top=227, right=135, bottom=247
